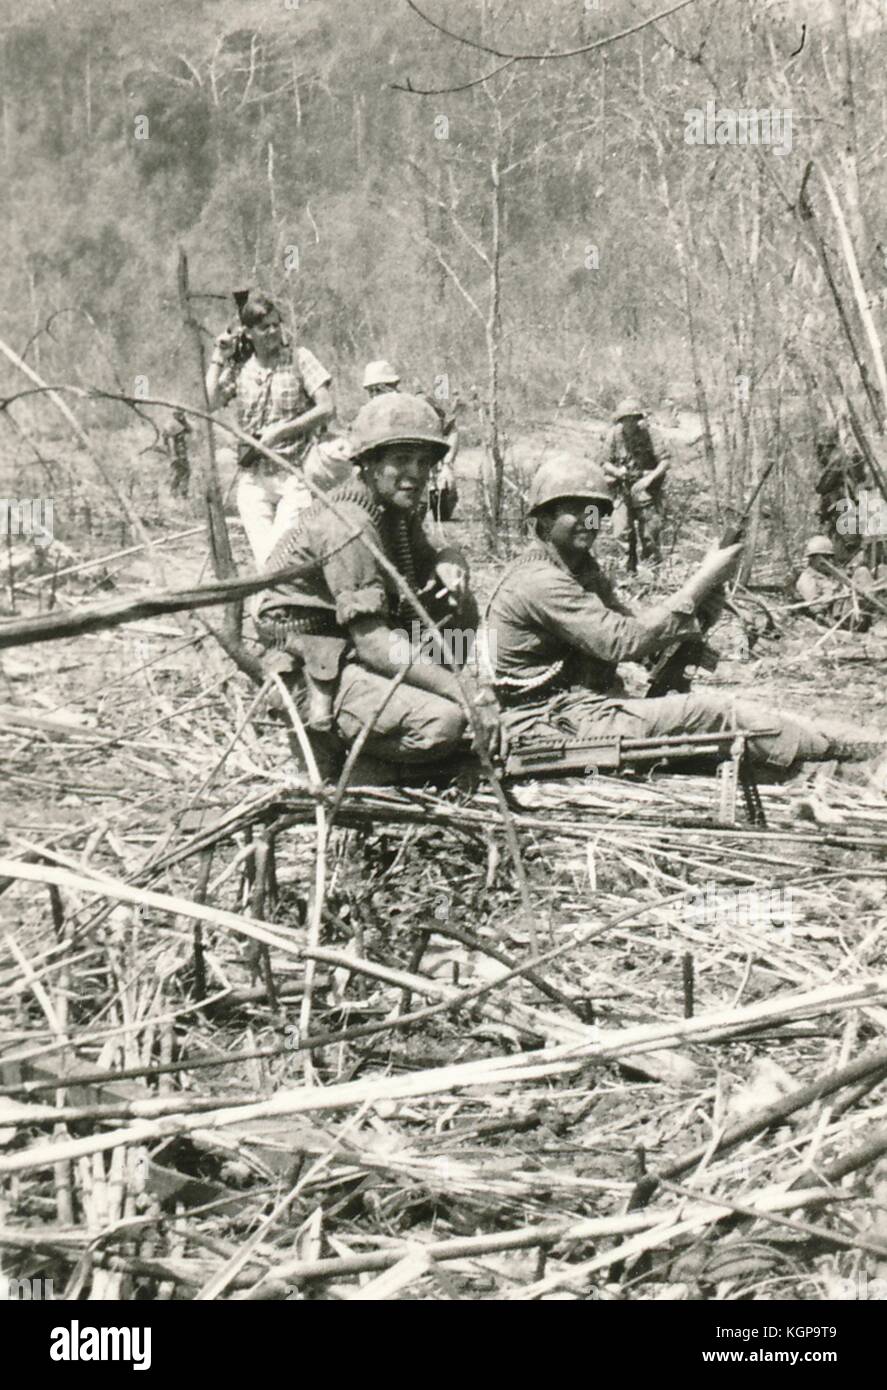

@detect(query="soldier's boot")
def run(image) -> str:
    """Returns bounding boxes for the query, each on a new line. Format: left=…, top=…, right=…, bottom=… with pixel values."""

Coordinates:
left=286, top=730, right=343, bottom=783
left=826, top=738, right=886, bottom=762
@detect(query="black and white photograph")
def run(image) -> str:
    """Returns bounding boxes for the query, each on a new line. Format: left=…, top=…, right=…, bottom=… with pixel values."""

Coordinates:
left=1, top=0, right=887, bottom=1336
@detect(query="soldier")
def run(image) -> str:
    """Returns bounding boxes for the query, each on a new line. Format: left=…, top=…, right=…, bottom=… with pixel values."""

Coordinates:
left=794, top=536, right=856, bottom=627
left=486, top=458, right=883, bottom=772
left=362, top=360, right=401, bottom=399
left=256, top=393, right=495, bottom=771
left=601, top=397, right=670, bottom=568
left=206, top=289, right=351, bottom=566
left=362, top=361, right=459, bottom=521
left=161, top=410, right=192, bottom=498
left=814, top=419, right=866, bottom=564
left=850, top=540, right=887, bottom=636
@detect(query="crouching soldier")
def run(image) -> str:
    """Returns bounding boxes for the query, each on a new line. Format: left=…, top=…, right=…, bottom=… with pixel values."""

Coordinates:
left=255, top=393, right=497, bottom=774
left=795, top=536, right=859, bottom=628
left=486, top=458, right=883, bottom=774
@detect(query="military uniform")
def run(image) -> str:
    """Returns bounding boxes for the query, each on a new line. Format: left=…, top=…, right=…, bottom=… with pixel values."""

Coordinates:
left=601, top=419, right=670, bottom=562
left=258, top=478, right=477, bottom=764
left=795, top=565, right=853, bottom=626
left=487, top=542, right=832, bottom=768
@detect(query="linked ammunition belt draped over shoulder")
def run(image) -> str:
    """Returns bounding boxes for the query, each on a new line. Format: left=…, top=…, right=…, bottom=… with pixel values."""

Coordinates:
left=258, top=482, right=429, bottom=648
left=384, top=516, right=422, bottom=623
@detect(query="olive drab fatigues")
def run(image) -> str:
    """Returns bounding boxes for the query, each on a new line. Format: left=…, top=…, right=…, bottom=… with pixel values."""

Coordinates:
left=486, top=543, right=832, bottom=768
left=257, top=479, right=477, bottom=764
left=795, top=565, right=856, bottom=628
left=601, top=420, right=670, bottom=562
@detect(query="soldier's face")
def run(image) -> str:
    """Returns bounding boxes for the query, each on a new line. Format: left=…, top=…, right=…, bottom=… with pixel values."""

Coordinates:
left=365, top=444, right=435, bottom=511
left=546, top=499, right=602, bottom=557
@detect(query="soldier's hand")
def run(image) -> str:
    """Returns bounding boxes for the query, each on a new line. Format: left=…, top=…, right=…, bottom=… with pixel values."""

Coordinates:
left=631, top=480, right=651, bottom=502
left=214, top=331, right=238, bottom=361
left=433, top=560, right=467, bottom=605
left=467, top=697, right=501, bottom=761
left=686, top=542, right=744, bottom=602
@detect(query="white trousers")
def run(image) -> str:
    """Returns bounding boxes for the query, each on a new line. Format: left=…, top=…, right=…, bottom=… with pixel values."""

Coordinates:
left=237, top=441, right=355, bottom=568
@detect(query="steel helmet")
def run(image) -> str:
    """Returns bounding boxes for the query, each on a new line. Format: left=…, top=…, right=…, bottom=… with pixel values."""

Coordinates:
left=526, top=455, right=614, bottom=514
left=805, top=535, right=835, bottom=558
left=362, top=359, right=401, bottom=390
left=613, top=397, right=645, bottom=422
left=350, top=392, right=449, bottom=461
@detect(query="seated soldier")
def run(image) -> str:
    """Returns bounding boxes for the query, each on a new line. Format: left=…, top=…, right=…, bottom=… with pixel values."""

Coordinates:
left=486, top=458, right=883, bottom=774
left=794, top=536, right=859, bottom=627
left=850, top=540, right=887, bottom=636
left=255, top=393, right=496, bottom=772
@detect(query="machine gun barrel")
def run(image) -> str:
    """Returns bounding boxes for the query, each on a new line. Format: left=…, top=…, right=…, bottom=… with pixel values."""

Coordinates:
left=503, top=727, right=779, bottom=779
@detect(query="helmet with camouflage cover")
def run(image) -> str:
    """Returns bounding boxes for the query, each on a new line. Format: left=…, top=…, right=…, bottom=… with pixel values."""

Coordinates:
left=362, top=359, right=400, bottom=390
left=350, top=392, right=449, bottom=461
left=805, top=535, right=835, bottom=558
left=526, top=455, right=614, bottom=514
left=613, top=397, right=645, bottom=423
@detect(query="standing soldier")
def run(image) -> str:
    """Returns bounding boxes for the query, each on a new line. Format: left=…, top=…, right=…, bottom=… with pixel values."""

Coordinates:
left=161, top=410, right=192, bottom=498
left=601, top=398, right=670, bottom=569
left=256, top=393, right=494, bottom=772
left=814, top=419, right=866, bottom=564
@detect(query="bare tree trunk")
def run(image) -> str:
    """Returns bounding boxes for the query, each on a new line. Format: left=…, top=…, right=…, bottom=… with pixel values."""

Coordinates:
left=176, top=248, right=243, bottom=650
left=834, top=0, right=868, bottom=275
left=485, top=153, right=505, bottom=540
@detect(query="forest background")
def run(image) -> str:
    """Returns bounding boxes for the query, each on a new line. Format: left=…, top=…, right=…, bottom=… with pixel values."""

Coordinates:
left=1, top=0, right=885, bottom=543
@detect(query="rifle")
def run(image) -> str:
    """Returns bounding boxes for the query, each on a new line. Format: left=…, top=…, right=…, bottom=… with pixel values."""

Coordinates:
left=645, top=454, right=779, bottom=698
left=502, top=727, right=778, bottom=825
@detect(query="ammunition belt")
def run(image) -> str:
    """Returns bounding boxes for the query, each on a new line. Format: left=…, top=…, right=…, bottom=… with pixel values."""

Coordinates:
left=256, top=609, right=340, bottom=649
left=492, top=660, right=566, bottom=706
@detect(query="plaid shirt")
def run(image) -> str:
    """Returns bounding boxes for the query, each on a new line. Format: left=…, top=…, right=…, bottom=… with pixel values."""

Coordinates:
left=218, top=342, right=331, bottom=460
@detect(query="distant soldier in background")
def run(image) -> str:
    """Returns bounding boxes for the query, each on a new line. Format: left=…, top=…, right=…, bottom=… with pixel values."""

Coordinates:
left=601, top=397, right=670, bottom=569
left=814, top=419, right=866, bottom=564
left=362, top=359, right=401, bottom=400
left=795, top=536, right=855, bottom=626
left=161, top=410, right=192, bottom=498
left=850, top=540, right=887, bottom=636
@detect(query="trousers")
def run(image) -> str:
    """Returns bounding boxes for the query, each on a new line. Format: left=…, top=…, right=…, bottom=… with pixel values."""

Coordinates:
left=501, top=687, right=832, bottom=769
left=612, top=493, right=664, bottom=561
left=237, top=442, right=355, bottom=567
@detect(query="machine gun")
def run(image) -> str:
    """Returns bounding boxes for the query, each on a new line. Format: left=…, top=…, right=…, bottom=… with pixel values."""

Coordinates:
left=502, top=727, right=778, bottom=825
left=645, top=455, right=779, bottom=699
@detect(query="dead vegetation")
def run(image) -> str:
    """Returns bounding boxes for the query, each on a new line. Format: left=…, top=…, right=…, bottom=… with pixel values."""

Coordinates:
left=2, top=451, right=887, bottom=1303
